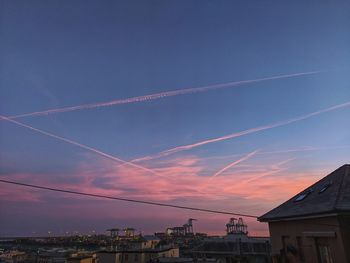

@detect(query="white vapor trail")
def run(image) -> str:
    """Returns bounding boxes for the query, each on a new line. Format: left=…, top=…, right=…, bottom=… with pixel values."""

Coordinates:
left=240, top=168, right=286, bottom=185
left=8, top=71, right=322, bottom=119
left=132, top=101, right=350, bottom=163
left=211, top=150, right=259, bottom=178
left=0, top=115, right=161, bottom=177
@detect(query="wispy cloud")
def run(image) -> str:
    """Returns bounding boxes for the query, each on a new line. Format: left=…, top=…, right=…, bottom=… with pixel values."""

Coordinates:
left=1, top=155, right=310, bottom=203
left=6, top=71, right=322, bottom=119
left=1, top=153, right=324, bottom=238
left=211, top=150, right=259, bottom=178
left=132, top=101, right=350, bottom=163
left=0, top=115, right=162, bottom=178
left=2, top=155, right=321, bottom=211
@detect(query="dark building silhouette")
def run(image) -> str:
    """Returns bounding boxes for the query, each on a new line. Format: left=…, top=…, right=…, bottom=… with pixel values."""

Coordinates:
left=192, top=218, right=270, bottom=263
left=259, top=164, right=350, bottom=263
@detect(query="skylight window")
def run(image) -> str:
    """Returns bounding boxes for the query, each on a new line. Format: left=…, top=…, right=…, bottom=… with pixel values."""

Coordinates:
left=319, top=181, right=332, bottom=193
left=294, top=189, right=313, bottom=202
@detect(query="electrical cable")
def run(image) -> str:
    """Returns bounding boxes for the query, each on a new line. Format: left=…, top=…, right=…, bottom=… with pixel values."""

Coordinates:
left=0, top=179, right=259, bottom=218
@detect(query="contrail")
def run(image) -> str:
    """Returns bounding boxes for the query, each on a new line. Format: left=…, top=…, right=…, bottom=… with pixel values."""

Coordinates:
left=7, top=71, right=322, bottom=119
left=258, top=145, right=350, bottom=155
left=211, top=150, right=259, bottom=178
left=0, top=115, right=161, bottom=177
left=241, top=168, right=286, bottom=184
left=132, top=101, right=350, bottom=162
left=202, top=145, right=350, bottom=162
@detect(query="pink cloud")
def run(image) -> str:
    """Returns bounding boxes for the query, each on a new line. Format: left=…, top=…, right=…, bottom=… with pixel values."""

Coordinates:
left=0, top=154, right=326, bottom=236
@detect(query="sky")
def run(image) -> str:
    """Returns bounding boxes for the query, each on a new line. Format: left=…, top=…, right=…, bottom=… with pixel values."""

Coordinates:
left=1, top=0, right=350, bottom=237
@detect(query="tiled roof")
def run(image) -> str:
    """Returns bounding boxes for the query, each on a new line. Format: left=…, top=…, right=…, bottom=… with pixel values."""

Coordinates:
left=258, top=164, right=350, bottom=222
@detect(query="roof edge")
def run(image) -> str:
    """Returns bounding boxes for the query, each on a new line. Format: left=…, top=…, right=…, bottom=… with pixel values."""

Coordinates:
left=259, top=209, right=350, bottom=222
left=258, top=164, right=350, bottom=221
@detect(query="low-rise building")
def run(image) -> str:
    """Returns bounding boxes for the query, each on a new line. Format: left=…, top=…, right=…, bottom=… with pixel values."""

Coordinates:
left=95, top=247, right=179, bottom=263
left=157, top=257, right=218, bottom=263
left=258, top=164, right=350, bottom=263
left=141, top=236, right=161, bottom=249
left=192, top=234, right=270, bottom=263
left=192, top=218, right=270, bottom=263
left=66, top=255, right=95, bottom=263
left=0, top=250, right=27, bottom=263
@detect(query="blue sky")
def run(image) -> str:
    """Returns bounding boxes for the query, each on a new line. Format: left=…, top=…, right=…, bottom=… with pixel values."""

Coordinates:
left=0, top=0, right=350, bottom=236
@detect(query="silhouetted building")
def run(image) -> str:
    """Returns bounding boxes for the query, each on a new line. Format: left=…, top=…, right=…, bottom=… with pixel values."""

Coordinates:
left=66, top=255, right=95, bottom=263
left=157, top=257, right=217, bottom=263
left=95, top=247, right=179, bottom=263
left=259, top=164, right=350, bottom=263
left=141, top=236, right=161, bottom=249
left=192, top=219, right=270, bottom=263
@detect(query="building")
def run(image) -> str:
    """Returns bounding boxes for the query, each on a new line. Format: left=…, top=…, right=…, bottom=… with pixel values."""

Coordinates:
left=258, top=164, right=350, bottom=263
left=95, top=247, right=179, bottom=263
left=141, top=236, right=161, bottom=249
left=66, top=255, right=95, bottom=263
left=0, top=250, right=27, bottom=262
left=192, top=235, right=270, bottom=263
left=157, top=257, right=218, bottom=263
left=192, top=218, right=270, bottom=263
left=67, top=252, right=96, bottom=263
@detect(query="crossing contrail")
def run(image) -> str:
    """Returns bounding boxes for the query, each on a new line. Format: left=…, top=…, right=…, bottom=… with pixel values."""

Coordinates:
left=7, top=71, right=322, bottom=119
left=211, top=150, right=259, bottom=178
left=131, top=101, right=350, bottom=163
left=258, top=145, right=350, bottom=155
left=0, top=115, right=161, bottom=177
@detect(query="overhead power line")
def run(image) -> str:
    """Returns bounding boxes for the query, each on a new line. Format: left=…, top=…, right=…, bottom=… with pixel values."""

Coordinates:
left=0, top=179, right=259, bottom=218
left=1, top=179, right=347, bottom=231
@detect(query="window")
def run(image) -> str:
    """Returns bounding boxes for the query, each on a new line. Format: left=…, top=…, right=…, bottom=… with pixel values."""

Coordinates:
left=294, top=189, right=313, bottom=202
left=296, top=236, right=304, bottom=262
left=318, top=245, right=334, bottom=263
left=319, top=181, right=332, bottom=193
left=281, top=236, right=289, bottom=252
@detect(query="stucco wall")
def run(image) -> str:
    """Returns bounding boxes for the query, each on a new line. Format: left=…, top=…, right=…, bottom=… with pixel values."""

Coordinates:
left=268, top=215, right=347, bottom=263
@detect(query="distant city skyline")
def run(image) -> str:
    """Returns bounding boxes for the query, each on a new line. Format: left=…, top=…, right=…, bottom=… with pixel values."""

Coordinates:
left=1, top=0, right=350, bottom=236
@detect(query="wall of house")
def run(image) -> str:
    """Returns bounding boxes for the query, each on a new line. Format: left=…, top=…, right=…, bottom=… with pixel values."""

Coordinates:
left=338, top=214, right=350, bottom=262
left=268, top=215, right=347, bottom=263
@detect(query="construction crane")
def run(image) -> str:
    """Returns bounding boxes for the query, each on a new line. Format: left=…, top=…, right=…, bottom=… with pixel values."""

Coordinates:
left=226, top=217, right=237, bottom=234
left=183, top=218, right=197, bottom=235
left=226, top=217, right=248, bottom=235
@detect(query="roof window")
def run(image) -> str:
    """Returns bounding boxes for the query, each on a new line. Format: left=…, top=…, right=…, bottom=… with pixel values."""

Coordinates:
left=319, top=181, right=332, bottom=193
left=294, top=189, right=313, bottom=202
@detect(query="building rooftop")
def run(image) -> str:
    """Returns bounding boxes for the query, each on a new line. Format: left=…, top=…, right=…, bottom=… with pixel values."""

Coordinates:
left=258, top=164, right=350, bottom=222
left=97, top=246, right=177, bottom=254
left=142, top=235, right=161, bottom=241
left=158, top=257, right=217, bottom=263
left=67, top=255, right=93, bottom=260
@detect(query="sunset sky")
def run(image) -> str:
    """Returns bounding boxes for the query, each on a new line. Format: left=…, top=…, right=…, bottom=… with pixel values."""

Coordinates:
left=1, top=1, right=350, bottom=237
